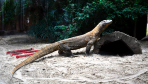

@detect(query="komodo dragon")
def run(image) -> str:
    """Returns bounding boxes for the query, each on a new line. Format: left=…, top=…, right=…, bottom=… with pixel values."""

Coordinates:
left=12, top=20, right=112, bottom=76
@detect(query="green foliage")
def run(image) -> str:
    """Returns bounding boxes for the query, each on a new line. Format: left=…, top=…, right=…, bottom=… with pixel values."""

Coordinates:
left=28, top=0, right=148, bottom=41
left=28, top=0, right=78, bottom=41
left=0, top=0, right=32, bottom=25
left=1, top=0, right=147, bottom=41
left=76, top=0, right=148, bottom=34
left=24, top=0, right=32, bottom=8
left=1, top=0, right=16, bottom=25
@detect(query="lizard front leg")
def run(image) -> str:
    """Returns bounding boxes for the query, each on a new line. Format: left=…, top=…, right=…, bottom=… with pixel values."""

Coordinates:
left=86, top=38, right=96, bottom=56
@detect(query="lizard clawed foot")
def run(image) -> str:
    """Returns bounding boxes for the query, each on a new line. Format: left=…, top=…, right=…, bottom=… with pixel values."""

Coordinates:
left=70, top=54, right=74, bottom=58
left=86, top=54, right=90, bottom=56
left=64, top=53, right=74, bottom=58
left=85, top=52, right=92, bottom=56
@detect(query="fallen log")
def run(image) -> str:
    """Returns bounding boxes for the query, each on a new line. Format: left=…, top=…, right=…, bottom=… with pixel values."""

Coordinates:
left=93, top=31, right=142, bottom=56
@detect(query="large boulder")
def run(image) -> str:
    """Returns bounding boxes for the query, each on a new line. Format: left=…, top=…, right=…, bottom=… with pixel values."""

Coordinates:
left=93, top=31, right=142, bottom=56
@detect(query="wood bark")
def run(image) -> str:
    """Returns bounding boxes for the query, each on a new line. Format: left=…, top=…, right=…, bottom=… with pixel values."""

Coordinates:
left=93, top=31, right=142, bottom=56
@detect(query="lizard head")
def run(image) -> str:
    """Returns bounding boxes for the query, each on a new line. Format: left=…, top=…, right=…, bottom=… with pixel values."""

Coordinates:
left=91, top=20, right=112, bottom=37
left=99, top=20, right=112, bottom=32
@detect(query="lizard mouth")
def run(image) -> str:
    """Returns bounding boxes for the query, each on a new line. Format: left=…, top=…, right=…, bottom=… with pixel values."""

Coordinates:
left=103, top=20, right=112, bottom=24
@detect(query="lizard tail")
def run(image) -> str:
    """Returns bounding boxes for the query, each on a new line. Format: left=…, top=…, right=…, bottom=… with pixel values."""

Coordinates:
left=12, top=42, right=59, bottom=76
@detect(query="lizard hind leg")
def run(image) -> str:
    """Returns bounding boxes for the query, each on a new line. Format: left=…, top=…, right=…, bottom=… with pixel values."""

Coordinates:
left=58, top=43, right=74, bottom=57
left=58, top=50, right=64, bottom=55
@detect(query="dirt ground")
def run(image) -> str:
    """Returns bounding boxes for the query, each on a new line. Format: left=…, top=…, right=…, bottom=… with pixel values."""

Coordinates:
left=0, top=34, right=148, bottom=84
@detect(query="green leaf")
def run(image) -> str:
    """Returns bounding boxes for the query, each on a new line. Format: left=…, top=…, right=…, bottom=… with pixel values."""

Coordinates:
left=86, top=14, right=89, bottom=18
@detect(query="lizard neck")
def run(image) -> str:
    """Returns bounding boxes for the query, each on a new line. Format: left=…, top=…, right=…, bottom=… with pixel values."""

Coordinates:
left=90, top=24, right=102, bottom=37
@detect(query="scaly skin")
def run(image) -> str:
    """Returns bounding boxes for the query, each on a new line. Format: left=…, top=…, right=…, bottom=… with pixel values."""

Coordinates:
left=12, top=20, right=112, bottom=76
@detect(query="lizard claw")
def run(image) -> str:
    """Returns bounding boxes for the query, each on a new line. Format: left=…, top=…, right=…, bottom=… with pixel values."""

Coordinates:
left=70, top=54, right=74, bottom=58
left=85, top=54, right=90, bottom=56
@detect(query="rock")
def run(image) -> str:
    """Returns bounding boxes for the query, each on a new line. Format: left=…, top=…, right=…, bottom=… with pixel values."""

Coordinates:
left=93, top=31, right=142, bottom=56
left=141, top=35, right=148, bottom=41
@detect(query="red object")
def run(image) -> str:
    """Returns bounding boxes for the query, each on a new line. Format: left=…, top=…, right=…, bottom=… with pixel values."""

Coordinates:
left=11, top=52, right=22, bottom=56
left=11, top=50, right=39, bottom=56
left=16, top=54, right=34, bottom=59
left=7, top=48, right=34, bottom=54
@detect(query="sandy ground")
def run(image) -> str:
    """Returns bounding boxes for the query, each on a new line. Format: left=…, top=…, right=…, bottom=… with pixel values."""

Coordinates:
left=0, top=34, right=148, bottom=84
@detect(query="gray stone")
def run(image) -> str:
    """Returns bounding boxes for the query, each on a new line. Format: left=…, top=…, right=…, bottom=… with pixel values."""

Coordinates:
left=141, top=35, right=148, bottom=41
left=93, top=31, right=142, bottom=56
